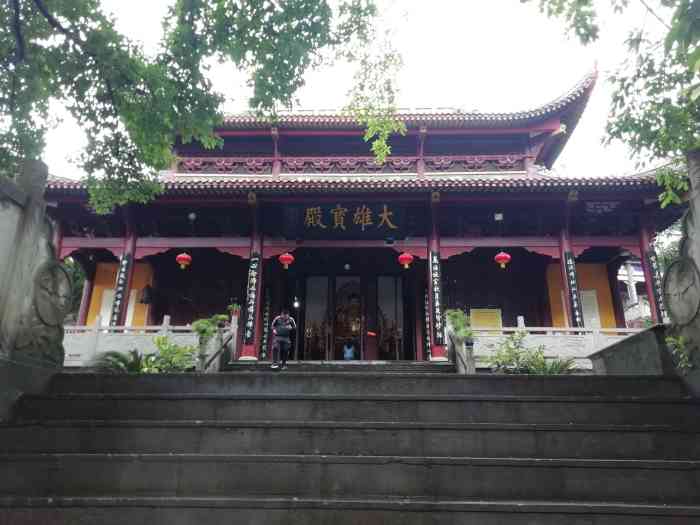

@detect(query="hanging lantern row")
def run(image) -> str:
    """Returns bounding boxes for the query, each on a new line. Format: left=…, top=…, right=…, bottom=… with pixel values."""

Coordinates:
left=398, top=252, right=414, bottom=269
left=176, top=252, right=192, bottom=270
left=278, top=252, right=295, bottom=270
left=494, top=251, right=511, bottom=269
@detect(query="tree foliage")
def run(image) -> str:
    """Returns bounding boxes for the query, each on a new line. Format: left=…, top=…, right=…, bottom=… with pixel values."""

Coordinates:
left=1, top=0, right=386, bottom=213
left=522, top=0, right=699, bottom=205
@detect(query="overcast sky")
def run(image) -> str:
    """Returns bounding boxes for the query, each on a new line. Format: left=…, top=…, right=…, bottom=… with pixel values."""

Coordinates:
left=43, top=0, right=667, bottom=179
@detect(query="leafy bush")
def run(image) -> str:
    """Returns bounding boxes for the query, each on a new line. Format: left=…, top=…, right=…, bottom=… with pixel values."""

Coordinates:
left=192, top=314, right=229, bottom=346
left=445, top=309, right=473, bottom=341
left=666, top=335, right=695, bottom=374
left=89, top=349, right=158, bottom=374
left=152, top=335, right=196, bottom=372
left=490, top=331, right=576, bottom=375
left=89, top=337, right=196, bottom=374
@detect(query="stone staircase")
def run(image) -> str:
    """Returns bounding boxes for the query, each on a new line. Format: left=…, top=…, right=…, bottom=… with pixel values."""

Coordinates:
left=0, top=370, right=699, bottom=523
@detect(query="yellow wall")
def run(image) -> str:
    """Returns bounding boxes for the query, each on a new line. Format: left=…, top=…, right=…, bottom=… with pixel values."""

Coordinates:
left=547, top=262, right=617, bottom=328
left=546, top=264, right=567, bottom=328
left=130, top=262, right=153, bottom=326
left=86, top=262, right=153, bottom=326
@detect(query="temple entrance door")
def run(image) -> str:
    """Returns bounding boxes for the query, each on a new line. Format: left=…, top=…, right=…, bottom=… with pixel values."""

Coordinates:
left=377, top=275, right=404, bottom=360
left=303, top=276, right=330, bottom=360
left=333, top=276, right=363, bottom=360
left=294, top=248, right=416, bottom=361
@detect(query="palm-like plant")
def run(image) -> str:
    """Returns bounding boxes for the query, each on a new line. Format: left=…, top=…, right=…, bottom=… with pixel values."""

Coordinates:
left=88, top=350, right=158, bottom=374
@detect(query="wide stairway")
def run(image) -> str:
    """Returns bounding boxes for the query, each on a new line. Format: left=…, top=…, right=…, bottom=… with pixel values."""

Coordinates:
left=1, top=368, right=699, bottom=523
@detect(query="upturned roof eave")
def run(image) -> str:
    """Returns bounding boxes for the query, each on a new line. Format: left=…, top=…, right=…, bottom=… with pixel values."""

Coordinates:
left=218, top=71, right=598, bottom=132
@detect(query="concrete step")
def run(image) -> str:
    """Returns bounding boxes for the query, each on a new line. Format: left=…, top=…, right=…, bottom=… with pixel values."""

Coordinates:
left=1, top=497, right=699, bottom=524
left=17, top=394, right=700, bottom=425
left=2, top=420, right=699, bottom=459
left=46, top=372, right=686, bottom=398
left=224, top=361, right=457, bottom=373
left=2, top=454, right=698, bottom=504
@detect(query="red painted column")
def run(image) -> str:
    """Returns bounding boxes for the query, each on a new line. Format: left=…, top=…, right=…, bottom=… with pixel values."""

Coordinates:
left=558, top=228, right=574, bottom=327
left=239, top=202, right=263, bottom=360
left=428, top=195, right=447, bottom=361
left=639, top=224, right=663, bottom=324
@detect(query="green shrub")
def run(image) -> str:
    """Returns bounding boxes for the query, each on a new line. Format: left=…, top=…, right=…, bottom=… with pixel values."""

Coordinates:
left=152, top=335, right=196, bottom=372
left=89, top=337, right=196, bottom=374
left=192, top=314, right=229, bottom=346
left=490, top=331, right=576, bottom=375
left=666, top=335, right=695, bottom=374
left=89, top=349, right=158, bottom=374
left=445, top=309, right=473, bottom=341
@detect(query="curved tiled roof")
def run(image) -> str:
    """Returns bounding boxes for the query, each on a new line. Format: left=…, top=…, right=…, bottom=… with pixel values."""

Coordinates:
left=47, top=170, right=658, bottom=196
left=220, top=71, right=597, bottom=130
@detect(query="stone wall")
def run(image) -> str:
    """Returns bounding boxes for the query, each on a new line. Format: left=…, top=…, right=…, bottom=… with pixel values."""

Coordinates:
left=0, top=161, right=67, bottom=420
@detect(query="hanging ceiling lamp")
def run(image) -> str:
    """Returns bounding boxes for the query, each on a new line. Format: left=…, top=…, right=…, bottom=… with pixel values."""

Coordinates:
left=278, top=252, right=295, bottom=270
left=494, top=251, right=511, bottom=269
left=176, top=252, right=192, bottom=270
left=398, top=252, right=414, bottom=269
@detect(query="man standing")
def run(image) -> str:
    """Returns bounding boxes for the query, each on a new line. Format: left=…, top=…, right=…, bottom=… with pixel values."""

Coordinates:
left=270, top=308, right=296, bottom=370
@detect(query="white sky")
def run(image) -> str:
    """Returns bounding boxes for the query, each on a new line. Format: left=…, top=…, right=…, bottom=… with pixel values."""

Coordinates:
left=43, top=0, right=668, bottom=179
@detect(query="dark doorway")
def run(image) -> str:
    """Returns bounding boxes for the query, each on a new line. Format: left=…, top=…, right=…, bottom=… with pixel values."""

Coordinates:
left=268, top=248, right=418, bottom=360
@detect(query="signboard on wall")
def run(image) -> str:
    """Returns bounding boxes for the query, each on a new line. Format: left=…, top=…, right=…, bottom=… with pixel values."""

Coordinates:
left=110, top=253, right=132, bottom=326
left=646, top=249, right=667, bottom=322
left=430, top=251, right=444, bottom=345
left=243, top=253, right=261, bottom=344
left=280, top=203, right=405, bottom=240
left=564, top=252, right=584, bottom=327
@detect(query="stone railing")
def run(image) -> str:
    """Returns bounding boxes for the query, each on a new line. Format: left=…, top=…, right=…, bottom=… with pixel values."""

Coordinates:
left=471, top=327, right=642, bottom=370
left=176, top=154, right=528, bottom=175
left=63, top=322, right=640, bottom=369
left=64, top=317, right=198, bottom=367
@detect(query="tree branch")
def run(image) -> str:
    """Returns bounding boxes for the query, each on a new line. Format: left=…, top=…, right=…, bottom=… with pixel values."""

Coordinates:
left=638, top=0, right=671, bottom=30
left=11, top=0, right=25, bottom=64
left=31, top=0, right=120, bottom=110
left=31, top=0, right=75, bottom=39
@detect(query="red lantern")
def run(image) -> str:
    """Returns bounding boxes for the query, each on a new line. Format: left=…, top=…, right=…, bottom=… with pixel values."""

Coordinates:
left=398, top=252, right=414, bottom=269
left=494, top=251, right=511, bottom=269
left=278, top=252, right=295, bottom=270
left=176, top=252, right=192, bottom=270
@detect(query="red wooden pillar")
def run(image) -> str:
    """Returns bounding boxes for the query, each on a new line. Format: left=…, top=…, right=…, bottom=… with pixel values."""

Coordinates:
left=240, top=200, right=263, bottom=360
left=559, top=224, right=583, bottom=327
left=639, top=224, right=664, bottom=324
left=428, top=195, right=447, bottom=360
